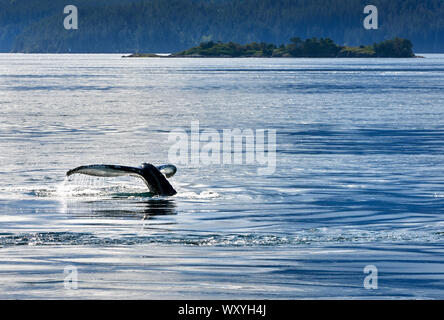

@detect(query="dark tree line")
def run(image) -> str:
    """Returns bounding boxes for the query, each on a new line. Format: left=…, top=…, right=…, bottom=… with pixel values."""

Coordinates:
left=0, top=0, right=442, bottom=53
left=174, top=38, right=415, bottom=58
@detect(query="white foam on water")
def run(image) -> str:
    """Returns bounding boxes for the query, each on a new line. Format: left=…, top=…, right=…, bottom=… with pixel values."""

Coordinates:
left=177, top=190, right=220, bottom=199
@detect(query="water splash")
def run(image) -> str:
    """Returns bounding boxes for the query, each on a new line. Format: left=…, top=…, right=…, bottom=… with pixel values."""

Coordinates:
left=55, top=174, right=148, bottom=199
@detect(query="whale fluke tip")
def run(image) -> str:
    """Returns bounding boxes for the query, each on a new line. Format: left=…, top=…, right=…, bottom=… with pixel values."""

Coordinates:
left=155, top=164, right=177, bottom=178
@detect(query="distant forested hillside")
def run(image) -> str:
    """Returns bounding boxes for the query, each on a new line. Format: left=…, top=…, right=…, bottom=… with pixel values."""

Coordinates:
left=0, top=0, right=443, bottom=53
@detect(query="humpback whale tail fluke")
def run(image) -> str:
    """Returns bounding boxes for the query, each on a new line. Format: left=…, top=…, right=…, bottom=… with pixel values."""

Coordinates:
left=66, top=163, right=177, bottom=196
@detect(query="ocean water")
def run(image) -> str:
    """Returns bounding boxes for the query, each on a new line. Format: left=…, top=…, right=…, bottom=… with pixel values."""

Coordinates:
left=0, top=54, right=443, bottom=299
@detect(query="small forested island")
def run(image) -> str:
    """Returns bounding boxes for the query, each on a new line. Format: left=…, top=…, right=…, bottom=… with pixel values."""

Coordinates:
left=125, top=37, right=416, bottom=58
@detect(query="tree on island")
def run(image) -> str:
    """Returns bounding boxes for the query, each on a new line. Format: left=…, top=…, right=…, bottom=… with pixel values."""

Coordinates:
left=171, top=37, right=415, bottom=58
left=373, top=38, right=415, bottom=58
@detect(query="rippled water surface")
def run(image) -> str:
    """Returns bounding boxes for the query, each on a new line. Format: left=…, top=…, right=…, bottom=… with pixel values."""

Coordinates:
left=0, top=54, right=443, bottom=299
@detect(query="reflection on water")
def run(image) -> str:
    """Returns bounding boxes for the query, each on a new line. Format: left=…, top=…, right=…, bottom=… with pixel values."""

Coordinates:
left=141, top=199, right=177, bottom=219
left=61, top=198, right=177, bottom=220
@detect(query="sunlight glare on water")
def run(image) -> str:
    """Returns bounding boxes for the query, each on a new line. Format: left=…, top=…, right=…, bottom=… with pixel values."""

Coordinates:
left=0, top=54, right=443, bottom=299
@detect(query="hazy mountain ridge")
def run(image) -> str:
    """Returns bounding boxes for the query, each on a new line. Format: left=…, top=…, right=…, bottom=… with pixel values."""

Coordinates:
left=0, top=0, right=443, bottom=53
